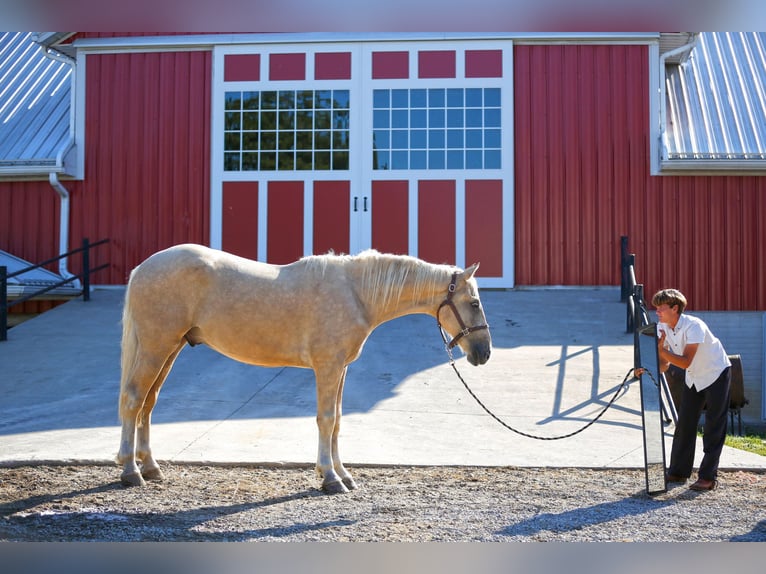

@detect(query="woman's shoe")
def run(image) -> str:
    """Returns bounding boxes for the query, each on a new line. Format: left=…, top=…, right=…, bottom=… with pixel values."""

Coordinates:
left=689, top=478, right=718, bottom=491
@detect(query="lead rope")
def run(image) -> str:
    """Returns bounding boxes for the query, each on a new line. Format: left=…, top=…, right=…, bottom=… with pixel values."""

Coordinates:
left=441, top=328, right=648, bottom=440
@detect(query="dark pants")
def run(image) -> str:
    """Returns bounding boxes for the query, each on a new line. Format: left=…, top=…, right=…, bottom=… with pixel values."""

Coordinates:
left=668, top=367, right=731, bottom=481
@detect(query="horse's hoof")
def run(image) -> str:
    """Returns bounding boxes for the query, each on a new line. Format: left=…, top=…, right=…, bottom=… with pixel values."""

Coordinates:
left=141, top=467, right=165, bottom=481
left=322, top=480, right=350, bottom=495
left=342, top=477, right=358, bottom=490
left=121, top=472, right=146, bottom=487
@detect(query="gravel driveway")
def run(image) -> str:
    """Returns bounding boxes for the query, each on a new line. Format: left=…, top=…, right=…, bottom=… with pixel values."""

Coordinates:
left=1, top=463, right=764, bottom=542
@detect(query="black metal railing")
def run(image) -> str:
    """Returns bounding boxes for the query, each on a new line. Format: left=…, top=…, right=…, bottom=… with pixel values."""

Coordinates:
left=1, top=237, right=109, bottom=341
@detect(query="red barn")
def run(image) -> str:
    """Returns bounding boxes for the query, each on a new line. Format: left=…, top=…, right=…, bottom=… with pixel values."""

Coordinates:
left=1, top=32, right=764, bottom=424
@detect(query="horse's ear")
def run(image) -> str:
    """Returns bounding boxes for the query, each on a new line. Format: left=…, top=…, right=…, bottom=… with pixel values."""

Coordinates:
left=463, top=262, right=480, bottom=280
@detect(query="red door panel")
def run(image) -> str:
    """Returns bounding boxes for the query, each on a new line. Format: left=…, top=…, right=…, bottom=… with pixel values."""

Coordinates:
left=267, top=181, right=304, bottom=264
left=222, top=181, right=259, bottom=260
left=313, top=180, right=350, bottom=255
left=465, top=179, right=503, bottom=276
left=371, top=180, right=409, bottom=254
left=418, top=179, right=455, bottom=265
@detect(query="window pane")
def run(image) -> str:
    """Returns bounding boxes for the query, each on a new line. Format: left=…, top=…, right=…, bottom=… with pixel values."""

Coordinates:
left=224, top=132, right=240, bottom=151
left=242, top=132, right=259, bottom=150
left=485, top=149, right=501, bottom=169
left=315, top=90, right=332, bottom=109
left=410, top=109, right=427, bottom=128
left=224, top=152, right=240, bottom=170
left=297, top=111, right=313, bottom=129
left=447, top=149, right=464, bottom=169
left=485, top=129, right=501, bottom=147
left=243, top=92, right=259, bottom=109
left=428, top=149, right=445, bottom=169
left=260, top=131, right=276, bottom=150
left=392, top=129, right=408, bottom=149
left=447, top=109, right=463, bottom=128
left=333, top=110, right=349, bottom=129
left=392, top=150, right=408, bottom=169
left=428, top=88, right=445, bottom=107
left=315, top=131, right=331, bottom=149
left=373, top=110, right=389, bottom=129
left=242, top=111, right=258, bottom=130
left=411, top=129, right=427, bottom=149
left=466, top=129, right=482, bottom=148
left=392, top=89, right=408, bottom=108
left=296, top=131, right=313, bottom=150
left=466, top=88, right=482, bottom=107
left=410, top=150, right=427, bottom=169
left=373, top=130, right=390, bottom=149
left=297, top=90, right=314, bottom=109
left=333, top=90, right=350, bottom=108
left=315, top=110, right=331, bottom=130
left=315, top=151, right=331, bottom=169
left=260, top=111, right=276, bottom=130
left=392, top=109, right=408, bottom=128
left=484, top=88, right=501, bottom=107
left=447, top=129, right=463, bottom=148
left=429, top=129, right=445, bottom=148
left=225, top=92, right=241, bottom=110
left=465, top=109, right=482, bottom=127
left=278, top=131, right=295, bottom=150
left=447, top=88, right=463, bottom=107
left=484, top=108, right=500, bottom=127
left=332, top=151, right=349, bottom=170
left=261, top=91, right=277, bottom=109
left=279, top=91, right=295, bottom=109
left=260, top=152, right=276, bottom=170
left=373, top=89, right=389, bottom=108
left=278, top=151, right=294, bottom=170
left=296, top=151, right=313, bottom=170
left=428, top=109, right=445, bottom=128
left=410, top=89, right=427, bottom=107
left=333, top=130, right=349, bottom=150
left=242, top=152, right=258, bottom=170
left=278, top=110, right=294, bottom=130
left=466, top=149, right=482, bottom=169
left=225, top=111, right=241, bottom=130
left=374, top=150, right=390, bottom=170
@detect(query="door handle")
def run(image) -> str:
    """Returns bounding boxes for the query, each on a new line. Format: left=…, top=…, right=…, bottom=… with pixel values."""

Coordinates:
left=353, top=196, right=358, bottom=212
left=363, top=197, right=368, bottom=212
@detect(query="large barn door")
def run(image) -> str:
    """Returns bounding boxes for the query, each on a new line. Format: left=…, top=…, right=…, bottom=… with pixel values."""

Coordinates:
left=212, top=40, right=514, bottom=287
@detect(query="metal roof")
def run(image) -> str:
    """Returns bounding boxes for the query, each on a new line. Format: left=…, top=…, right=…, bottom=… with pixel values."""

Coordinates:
left=0, top=32, right=73, bottom=177
left=663, top=32, right=766, bottom=168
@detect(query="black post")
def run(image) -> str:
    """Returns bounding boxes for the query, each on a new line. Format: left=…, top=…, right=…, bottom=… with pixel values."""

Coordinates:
left=82, top=237, right=91, bottom=302
left=633, top=283, right=644, bottom=368
left=620, top=236, right=629, bottom=302
left=1, top=265, right=7, bottom=342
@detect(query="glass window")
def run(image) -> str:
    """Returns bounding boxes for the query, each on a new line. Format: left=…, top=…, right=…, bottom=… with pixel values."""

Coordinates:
left=223, top=89, right=351, bottom=172
left=372, top=87, right=502, bottom=171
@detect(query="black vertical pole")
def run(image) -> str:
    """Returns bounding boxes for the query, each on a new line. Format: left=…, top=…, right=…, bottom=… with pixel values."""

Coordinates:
left=620, top=236, right=629, bottom=302
left=1, top=266, right=7, bottom=342
left=82, top=237, right=91, bottom=302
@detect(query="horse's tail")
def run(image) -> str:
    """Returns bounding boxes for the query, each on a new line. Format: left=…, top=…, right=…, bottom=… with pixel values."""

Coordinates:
left=118, top=269, right=140, bottom=424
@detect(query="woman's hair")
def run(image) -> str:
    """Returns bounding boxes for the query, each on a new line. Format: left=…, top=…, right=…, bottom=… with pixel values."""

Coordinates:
left=651, top=288, right=687, bottom=314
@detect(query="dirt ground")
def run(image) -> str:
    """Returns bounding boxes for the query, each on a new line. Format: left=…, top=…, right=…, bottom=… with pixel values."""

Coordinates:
left=1, top=463, right=765, bottom=542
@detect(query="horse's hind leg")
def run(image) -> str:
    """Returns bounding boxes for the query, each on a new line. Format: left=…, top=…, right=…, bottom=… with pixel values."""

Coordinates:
left=135, top=343, right=185, bottom=482
left=118, top=341, right=182, bottom=487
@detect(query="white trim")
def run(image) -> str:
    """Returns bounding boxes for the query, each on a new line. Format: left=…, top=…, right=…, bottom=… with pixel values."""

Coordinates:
left=648, top=41, right=661, bottom=176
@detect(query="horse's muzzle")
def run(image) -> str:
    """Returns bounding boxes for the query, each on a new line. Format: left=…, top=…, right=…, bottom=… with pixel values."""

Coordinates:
left=467, top=342, right=491, bottom=366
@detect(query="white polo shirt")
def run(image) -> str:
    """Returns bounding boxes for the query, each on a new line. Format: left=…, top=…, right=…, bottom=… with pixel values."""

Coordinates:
left=658, top=314, right=730, bottom=391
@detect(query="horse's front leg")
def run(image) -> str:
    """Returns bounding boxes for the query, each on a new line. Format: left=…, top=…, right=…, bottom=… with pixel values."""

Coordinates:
left=315, top=364, right=351, bottom=494
left=332, top=366, right=357, bottom=490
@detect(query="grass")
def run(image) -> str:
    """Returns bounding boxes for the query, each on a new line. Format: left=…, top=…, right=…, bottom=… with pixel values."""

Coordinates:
left=725, top=432, right=766, bottom=457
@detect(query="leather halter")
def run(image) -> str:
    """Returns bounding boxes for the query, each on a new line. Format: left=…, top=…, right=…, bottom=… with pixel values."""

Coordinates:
left=437, top=272, right=489, bottom=350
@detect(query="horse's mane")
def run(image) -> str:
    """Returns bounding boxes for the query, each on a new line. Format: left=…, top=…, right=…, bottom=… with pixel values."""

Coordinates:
left=302, top=250, right=451, bottom=310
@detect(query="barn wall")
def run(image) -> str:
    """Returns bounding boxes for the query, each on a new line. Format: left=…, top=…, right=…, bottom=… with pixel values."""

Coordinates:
left=73, top=50, right=212, bottom=283
left=514, top=44, right=766, bottom=312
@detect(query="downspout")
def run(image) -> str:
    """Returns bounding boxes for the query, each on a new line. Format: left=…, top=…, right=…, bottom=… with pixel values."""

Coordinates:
left=39, top=42, right=80, bottom=286
left=658, top=35, right=699, bottom=163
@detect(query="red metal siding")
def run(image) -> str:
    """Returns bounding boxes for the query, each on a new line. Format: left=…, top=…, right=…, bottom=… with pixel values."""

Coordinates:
left=514, top=44, right=766, bottom=310
left=74, top=50, right=211, bottom=283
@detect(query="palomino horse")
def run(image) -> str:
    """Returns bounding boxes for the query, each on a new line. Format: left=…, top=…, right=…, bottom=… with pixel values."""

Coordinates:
left=117, top=244, right=492, bottom=493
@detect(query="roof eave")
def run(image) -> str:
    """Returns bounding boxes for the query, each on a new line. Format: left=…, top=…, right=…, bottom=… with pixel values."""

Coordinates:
left=660, top=159, right=766, bottom=175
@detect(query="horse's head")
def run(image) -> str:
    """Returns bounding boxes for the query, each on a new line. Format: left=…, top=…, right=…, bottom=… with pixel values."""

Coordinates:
left=436, top=263, right=492, bottom=366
